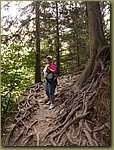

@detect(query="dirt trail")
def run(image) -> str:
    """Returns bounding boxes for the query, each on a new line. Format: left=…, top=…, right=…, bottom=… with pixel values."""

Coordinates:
left=2, top=73, right=79, bottom=146
left=2, top=64, right=110, bottom=146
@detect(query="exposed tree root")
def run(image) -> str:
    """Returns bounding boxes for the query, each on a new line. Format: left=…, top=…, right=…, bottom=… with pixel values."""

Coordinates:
left=11, top=126, right=25, bottom=146
left=66, top=130, right=79, bottom=146
left=21, top=132, right=34, bottom=146
left=42, top=56, right=110, bottom=146
left=33, top=125, right=40, bottom=146
left=4, top=84, right=40, bottom=146
left=2, top=55, right=110, bottom=146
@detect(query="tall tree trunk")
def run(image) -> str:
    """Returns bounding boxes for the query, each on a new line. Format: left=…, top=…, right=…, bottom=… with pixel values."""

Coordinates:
left=78, top=2, right=106, bottom=87
left=35, top=1, right=41, bottom=83
left=56, top=1, right=60, bottom=75
left=76, top=35, right=80, bottom=67
left=74, top=2, right=80, bottom=67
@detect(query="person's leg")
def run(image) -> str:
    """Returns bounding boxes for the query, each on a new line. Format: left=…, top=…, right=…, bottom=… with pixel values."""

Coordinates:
left=44, top=81, right=50, bottom=103
left=48, top=83, right=56, bottom=109
left=51, top=86, right=56, bottom=104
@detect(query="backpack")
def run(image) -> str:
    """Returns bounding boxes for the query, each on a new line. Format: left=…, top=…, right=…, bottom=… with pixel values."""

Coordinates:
left=45, top=64, right=58, bottom=85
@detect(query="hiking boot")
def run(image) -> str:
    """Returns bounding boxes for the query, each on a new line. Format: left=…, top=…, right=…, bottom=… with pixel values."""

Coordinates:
left=49, top=104, right=55, bottom=110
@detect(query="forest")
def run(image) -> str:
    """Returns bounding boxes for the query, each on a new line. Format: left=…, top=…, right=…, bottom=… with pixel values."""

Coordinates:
left=1, top=1, right=110, bottom=146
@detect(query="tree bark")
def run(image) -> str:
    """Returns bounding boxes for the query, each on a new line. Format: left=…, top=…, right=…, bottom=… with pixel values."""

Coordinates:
left=76, top=36, right=80, bottom=67
left=56, top=1, right=60, bottom=75
left=78, top=2, right=106, bottom=87
left=74, top=2, right=80, bottom=67
left=35, top=1, right=41, bottom=83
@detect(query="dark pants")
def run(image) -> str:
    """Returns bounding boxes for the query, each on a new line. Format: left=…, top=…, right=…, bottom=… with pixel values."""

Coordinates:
left=44, top=80, right=56, bottom=100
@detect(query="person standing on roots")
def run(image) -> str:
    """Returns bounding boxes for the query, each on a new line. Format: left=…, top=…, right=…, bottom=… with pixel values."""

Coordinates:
left=43, top=55, right=58, bottom=109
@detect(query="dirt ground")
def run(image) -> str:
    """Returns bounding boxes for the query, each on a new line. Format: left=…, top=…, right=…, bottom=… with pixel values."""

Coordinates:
left=1, top=66, right=110, bottom=146
left=2, top=74, right=79, bottom=146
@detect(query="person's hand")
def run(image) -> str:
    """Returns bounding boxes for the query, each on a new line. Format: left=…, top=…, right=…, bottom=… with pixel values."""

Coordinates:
left=47, top=66, right=50, bottom=70
left=45, top=64, right=49, bottom=70
left=46, top=64, right=50, bottom=68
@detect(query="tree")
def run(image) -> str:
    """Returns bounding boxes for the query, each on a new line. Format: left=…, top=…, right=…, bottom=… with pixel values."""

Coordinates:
left=59, top=1, right=89, bottom=73
left=55, top=1, right=60, bottom=75
left=74, top=2, right=80, bottom=67
left=35, top=1, right=41, bottom=83
left=78, top=1, right=107, bottom=87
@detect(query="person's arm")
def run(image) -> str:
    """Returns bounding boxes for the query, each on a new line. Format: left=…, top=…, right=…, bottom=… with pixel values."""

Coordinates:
left=43, top=65, right=48, bottom=77
left=48, top=67, right=56, bottom=73
left=47, top=64, right=56, bottom=73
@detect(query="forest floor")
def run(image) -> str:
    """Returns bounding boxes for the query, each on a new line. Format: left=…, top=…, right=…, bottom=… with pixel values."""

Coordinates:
left=2, top=65, right=110, bottom=146
left=2, top=71, right=80, bottom=146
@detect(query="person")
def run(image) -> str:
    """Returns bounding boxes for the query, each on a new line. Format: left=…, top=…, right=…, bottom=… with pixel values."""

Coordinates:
left=43, top=55, right=57, bottom=109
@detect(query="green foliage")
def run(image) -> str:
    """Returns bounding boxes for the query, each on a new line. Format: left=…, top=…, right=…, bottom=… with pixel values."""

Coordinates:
left=1, top=44, right=35, bottom=125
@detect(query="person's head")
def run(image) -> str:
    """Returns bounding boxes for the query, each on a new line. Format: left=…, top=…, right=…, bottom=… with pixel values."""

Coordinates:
left=46, top=55, right=52, bottom=64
